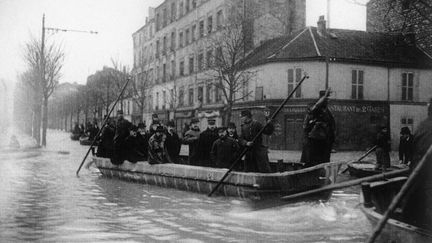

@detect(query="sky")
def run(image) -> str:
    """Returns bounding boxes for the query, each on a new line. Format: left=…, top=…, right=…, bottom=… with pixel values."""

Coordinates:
left=0, top=0, right=369, bottom=92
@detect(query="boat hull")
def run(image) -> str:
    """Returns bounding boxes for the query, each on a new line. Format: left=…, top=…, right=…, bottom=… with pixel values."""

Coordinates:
left=94, top=157, right=339, bottom=202
left=348, top=161, right=407, bottom=178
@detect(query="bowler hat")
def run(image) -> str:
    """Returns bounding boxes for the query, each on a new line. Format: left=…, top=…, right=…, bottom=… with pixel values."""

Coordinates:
left=400, top=126, right=410, bottom=135
left=117, top=110, right=123, bottom=115
left=228, top=122, right=236, bottom=129
left=138, top=122, right=146, bottom=129
left=155, top=125, right=165, bottom=132
left=191, top=118, right=200, bottom=124
left=240, top=110, right=252, bottom=118
left=208, top=118, right=216, bottom=125
left=217, top=127, right=227, bottom=132
left=166, top=120, right=175, bottom=127
left=152, top=114, right=159, bottom=119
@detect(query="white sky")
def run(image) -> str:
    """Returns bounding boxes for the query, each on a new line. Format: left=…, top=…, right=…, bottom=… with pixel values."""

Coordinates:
left=0, top=0, right=369, bottom=91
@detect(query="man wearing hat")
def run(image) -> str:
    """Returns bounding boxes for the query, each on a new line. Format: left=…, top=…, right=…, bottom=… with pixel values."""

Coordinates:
left=211, top=127, right=240, bottom=168
left=182, top=118, right=201, bottom=165
left=227, top=122, right=239, bottom=140
left=300, top=88, right=336, bottom=167
left=165, top=120, right=181, bottom=163
left=239, top=110, right=274, bottom=173
left=399, top=126, right=413, bottom=165
left=112, top=110, right=132, bottom=165
left=374, top=125, right=391, bottom=170
left=148, top=125, right=167, bottom=164
left=197, top=117, right=219, bottom=167
left=96, top=116, right=115, bottom=158
left=149, top=113, right=161, bottom=136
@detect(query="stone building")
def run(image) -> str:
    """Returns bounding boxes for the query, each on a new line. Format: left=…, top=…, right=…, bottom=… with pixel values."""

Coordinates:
left=132, top=0, right=306, bottom=129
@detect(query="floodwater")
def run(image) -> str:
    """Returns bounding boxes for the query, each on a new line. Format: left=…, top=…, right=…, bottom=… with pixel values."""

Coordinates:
left=0, top=130, right=373, bottom=242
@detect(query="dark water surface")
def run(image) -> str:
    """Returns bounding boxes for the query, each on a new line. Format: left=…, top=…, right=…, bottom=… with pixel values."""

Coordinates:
left=0, top=130, right=372, bottom=242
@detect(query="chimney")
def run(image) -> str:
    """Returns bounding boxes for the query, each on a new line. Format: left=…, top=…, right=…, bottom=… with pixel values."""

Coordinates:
left=404, top=26, right=416, bottom=46
left=317, top=15, right=327, bottom=35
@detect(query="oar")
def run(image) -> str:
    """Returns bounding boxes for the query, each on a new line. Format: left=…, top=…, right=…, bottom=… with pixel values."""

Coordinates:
left=280, top=168, right=409, bottom=201
left=76, top=77, right=132, bottom=176
left=340, top=145, right=378, bottom=174
left=208, top=74, right=310, bottom=197
left=367, top=144, right=432, bottom=243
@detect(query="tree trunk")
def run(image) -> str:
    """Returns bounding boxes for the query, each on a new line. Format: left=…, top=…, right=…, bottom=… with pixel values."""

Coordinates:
left=32, top=105, right=42, bottom=146
left=41, top=97, right=48, bottom=146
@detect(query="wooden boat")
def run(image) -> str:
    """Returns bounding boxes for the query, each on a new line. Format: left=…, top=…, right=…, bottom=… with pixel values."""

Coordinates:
left=79, top=136, right=98, bottom=146
left=93, top=156, right=341, bottom=205
left=347, top=161, right=407, bottom=178
left=70, top=133, right=80, bottom=141
left=361, top=177, right=432, bottom=243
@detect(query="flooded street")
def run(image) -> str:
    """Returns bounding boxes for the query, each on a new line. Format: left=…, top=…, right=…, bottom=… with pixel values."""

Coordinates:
left=0, top=130, right=372, bottom=242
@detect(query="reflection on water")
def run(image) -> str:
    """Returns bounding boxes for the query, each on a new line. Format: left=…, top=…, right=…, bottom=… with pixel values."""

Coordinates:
left=0, top=130, right=372, bottom=242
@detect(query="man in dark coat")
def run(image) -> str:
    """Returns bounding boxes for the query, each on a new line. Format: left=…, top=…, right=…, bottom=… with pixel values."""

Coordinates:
left=197, top=118, right=219, bottom=167
left=399, top=126, right=413, bottom=165
left=375, top=125, right=391, bottom=169
left=124, top=125, right=146, bottom=163
left=211, top=127, right=240, bottom=168
left=300, top=89, right=336, bottom=167
left=227, top=122, right=239, bottom=140
left=239, top=110, right=274, bottom=173
left=136, top=122, right=149, bottom=161
left=112, top=110, right=132, bottom=165
left=96, top=117, right=115, bottom=158
left=401, top=99, right=432, bottom=231
left=182, top=118, right=201, bottom=165
left=165, top=120, right=181, bottom=163
left=148, top=125, right=167, bottom=164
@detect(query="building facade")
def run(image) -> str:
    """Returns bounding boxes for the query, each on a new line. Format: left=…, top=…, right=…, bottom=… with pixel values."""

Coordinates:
left=132, top=0, right=306, bottom=130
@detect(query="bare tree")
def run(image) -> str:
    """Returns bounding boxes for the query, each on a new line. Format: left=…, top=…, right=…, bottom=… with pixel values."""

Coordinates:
left=206, top=4, right=255, bottom=125
left=131, top=54, right=155, bottom=120
left=109, top=58, right=132, bottom=112
left=23, top=36, right=64, bottom=146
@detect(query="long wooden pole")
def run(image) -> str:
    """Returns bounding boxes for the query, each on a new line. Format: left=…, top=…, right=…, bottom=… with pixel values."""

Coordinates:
left=280, top=168, right=409, bottom=201
left=76, top=77, right=131, bottom=176
left=340, top=145, right=378, bottom=174
left=208, top=74, right=310, bottom=197
left=367, top=144, right=432, bottom=243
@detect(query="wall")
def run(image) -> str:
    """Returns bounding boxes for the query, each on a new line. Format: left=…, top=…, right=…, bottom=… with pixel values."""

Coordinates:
left=390, top=104, right=428, bottom=149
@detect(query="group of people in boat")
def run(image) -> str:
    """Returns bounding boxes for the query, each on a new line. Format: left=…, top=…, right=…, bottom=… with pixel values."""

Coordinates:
left=72, top=122, right=99, bottom=140
left=95, top=109, right=276, bottom=173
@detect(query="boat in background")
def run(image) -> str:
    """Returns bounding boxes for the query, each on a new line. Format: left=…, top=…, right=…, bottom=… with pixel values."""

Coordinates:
left=347, top=161, right=407, bottom=178
left=93, top=157, right=341, bottom=206
left=70, top=133, right=80, bottom=141
left=79, top=136, right=98, bottom=146
left=361, top=177, right=432, bottom=243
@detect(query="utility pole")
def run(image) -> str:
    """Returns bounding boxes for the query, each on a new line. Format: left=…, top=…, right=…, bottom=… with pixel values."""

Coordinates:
left=39, top=14, right=97, bottom=146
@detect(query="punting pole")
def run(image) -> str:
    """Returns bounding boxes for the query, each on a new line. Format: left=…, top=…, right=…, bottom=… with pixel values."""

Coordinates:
left=208, top=74, right=310, bottom=197
left=76, top=77, right=132, bottom=176
left=367, top=144, right=432, bottom=243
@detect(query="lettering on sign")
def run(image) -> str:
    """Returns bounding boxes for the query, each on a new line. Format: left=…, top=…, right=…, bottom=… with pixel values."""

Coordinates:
left=329, top=105, right=385, bottom=114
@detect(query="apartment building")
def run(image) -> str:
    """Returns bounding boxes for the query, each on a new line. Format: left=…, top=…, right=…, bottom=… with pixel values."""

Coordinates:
left=132, top=0, right=306, bottom=130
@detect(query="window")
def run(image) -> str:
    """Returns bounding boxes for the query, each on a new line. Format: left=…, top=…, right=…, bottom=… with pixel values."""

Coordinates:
left=170, top=89, right=174, bottom=108
left=179, top=88, right=184, bottom=107
left=191, top=24, right=196, bottom=42
left=179, top=2, right=184, bottom=17
left=189, top=55, right=194, bottom=74
left=162, top=63, right=167, bottom=82
left=206, top=49, right=213, bottom=69
left=171, top=2, right=176, bottom=22
left=156, top=66, right=160, bottom=83
left=180, top=60, right=185, bottom=76
left=402, top=72, right=414, bottom=101
left=199, top=20, right=204, bottom=38
left=188, top=87, right=194, bottom=106
left=207, top=15, right=213, bottom=34
left=198, top=86, right=204, bottom=104
left=186, top=0, right=190, bottom=13
left=163, top=8, right=167, bottom=27
left=401, top=117, right=414, bottom=133
left=216, top=47, right=223, bottom=65
left=216, top=10, right=223, bottom=29
left=171, top=60, right=175, bottom=80
left=215, top=80, right=222, bottom=102
left=242, top=80, right=249, bottom=101
left=179, top=32, right=184, bottom=48
left=288, top=68, right=302, bottom=98
left=185, top=28, right=190, bottom=45
left=198, top=52, right=204, bottom=71
left=162, top=91, right=166, bottom=110
left=351, top=70, right=364, bottom=100
left=206, top=82, right=212, bottom=104
left=156, top=13, right=160, bottom=31
left=156, top=92, right=160, bottom=110
left=192, top=0, right=197, bottom=9
left=255, top=86, right=263, bottom=101
left=163, top=36, right=167, bottom=55
left=170, top=32, right=175, bottom=51
left=156, top=40, right=160, bottom=58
